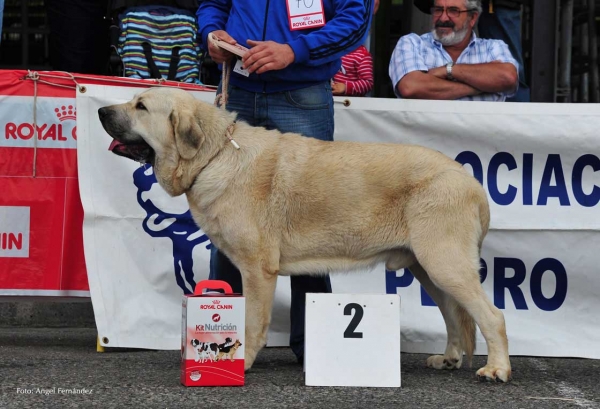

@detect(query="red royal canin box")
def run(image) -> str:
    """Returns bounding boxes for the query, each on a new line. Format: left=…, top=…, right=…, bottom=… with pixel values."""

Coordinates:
left=181, top=280, right=245, bottom=386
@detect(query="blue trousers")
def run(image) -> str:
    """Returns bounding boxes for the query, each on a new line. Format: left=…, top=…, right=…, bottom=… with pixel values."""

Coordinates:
left=478, top=5, right=530, bottom=102
left=209, top=82, right=334, bottom=361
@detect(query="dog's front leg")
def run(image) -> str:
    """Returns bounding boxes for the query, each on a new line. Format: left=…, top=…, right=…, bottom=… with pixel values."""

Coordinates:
left=240, top=268, right=278, bottom=372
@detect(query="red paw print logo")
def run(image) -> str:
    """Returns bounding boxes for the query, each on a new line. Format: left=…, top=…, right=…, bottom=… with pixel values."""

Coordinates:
left=212, top=314, right=221, bottom=322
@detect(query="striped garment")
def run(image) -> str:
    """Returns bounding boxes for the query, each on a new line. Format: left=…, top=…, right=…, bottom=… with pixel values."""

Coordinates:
left=389, top=32, right=518, bottom=101
left=118, top=7, right=202, bottom=83
left=333, top=45, right=374, bottom=96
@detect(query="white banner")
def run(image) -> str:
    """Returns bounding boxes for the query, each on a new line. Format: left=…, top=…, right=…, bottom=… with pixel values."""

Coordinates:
left=77, top=84, right=600, bottom=358
left=0, top=96, right=78, bottom=149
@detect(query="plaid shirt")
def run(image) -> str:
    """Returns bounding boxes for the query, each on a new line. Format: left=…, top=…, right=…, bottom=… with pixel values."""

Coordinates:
left=389, top=32, right=519, bottom=101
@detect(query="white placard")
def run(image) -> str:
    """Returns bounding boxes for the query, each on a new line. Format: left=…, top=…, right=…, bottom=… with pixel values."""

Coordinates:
left=305, top=293, right=401, bottom=387
left=287, top=0, right=326, bottom=30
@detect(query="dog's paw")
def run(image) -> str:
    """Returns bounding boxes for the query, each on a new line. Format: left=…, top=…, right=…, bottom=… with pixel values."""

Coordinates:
left=426, top=355, right=461, bottom=370
left=476, top=365, right=511, bottom=383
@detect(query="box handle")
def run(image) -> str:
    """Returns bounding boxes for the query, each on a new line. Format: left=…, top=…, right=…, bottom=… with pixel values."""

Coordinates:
left=194, top=280, right=234, bottom=295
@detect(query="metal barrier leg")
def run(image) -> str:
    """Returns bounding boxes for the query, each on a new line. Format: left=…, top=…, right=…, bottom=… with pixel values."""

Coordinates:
left=558, top=0, right=574, bottom=102
left=587, top=0, right=599, bottom=102
left=97, top=336, right=105, bottom=353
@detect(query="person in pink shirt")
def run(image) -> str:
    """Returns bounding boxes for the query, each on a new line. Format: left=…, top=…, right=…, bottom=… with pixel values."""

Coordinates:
left=332, top=45, right=374, bottom=97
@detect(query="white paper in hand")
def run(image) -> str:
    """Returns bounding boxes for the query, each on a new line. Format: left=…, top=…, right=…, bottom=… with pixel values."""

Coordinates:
left=208, top=33, right=249, bottom=58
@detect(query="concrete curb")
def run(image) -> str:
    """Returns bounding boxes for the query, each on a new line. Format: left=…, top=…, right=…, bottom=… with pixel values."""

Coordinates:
left=0, top=300, right=96, bottom=328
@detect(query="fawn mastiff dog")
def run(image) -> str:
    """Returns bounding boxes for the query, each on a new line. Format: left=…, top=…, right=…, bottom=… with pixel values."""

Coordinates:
left=98, top=87, right=511, bottom=382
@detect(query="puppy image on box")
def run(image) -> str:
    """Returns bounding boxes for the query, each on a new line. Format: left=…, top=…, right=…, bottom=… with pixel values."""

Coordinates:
left=191, top=339, right=219, bottom=363
left=216, top=339, right=243, bottom=362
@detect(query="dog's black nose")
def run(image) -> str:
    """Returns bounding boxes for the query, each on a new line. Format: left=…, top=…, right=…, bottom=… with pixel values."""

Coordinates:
left=98, top=107, right=109, bottom=121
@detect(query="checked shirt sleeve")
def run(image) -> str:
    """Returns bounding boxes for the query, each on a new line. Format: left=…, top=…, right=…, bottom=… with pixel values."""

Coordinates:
left=487, top=39, right=519, bottom=98
left=389, top=34, right=429, bottom=97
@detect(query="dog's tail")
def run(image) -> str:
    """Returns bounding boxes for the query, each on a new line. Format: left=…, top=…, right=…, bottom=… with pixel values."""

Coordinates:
left=477, top=187, right=491, bottom=252
left=461, top=178, right=488, bottom=366
left=454, top=301, right=476, bottom=367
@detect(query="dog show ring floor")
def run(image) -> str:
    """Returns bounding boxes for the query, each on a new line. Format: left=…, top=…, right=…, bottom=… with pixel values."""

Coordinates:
left=0, top=328, right=598, bottom=409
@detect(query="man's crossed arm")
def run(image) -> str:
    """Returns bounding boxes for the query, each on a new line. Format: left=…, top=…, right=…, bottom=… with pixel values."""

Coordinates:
left=397, top=61, right=518, bottom=100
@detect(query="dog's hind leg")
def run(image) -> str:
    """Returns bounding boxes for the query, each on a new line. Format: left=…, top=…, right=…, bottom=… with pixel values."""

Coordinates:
left=410, top=221, right=511, bottom=382
left=409, top=263, right=473, bottom=371
left=239, top=265, right=278, bottom=372
left=407, top=174, right=510, bottom=382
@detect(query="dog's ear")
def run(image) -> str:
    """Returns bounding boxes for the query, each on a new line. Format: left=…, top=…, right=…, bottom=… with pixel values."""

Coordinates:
left=170, top=108, right=205, bottom=160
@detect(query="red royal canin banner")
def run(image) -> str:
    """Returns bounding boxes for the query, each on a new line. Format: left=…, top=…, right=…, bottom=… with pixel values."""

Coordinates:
left=0, top=70, right=211, bottom=296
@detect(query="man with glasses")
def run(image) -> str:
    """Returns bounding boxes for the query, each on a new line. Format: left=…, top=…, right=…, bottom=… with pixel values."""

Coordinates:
left=389, top=0, right=518, bottom=101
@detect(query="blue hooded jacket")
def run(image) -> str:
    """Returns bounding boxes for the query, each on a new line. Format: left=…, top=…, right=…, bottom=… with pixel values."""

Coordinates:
left=197, top=0, right=374, bottom=93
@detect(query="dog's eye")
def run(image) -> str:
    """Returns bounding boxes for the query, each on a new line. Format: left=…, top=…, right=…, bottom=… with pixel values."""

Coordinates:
left=136, top=102, right=147, bottom=110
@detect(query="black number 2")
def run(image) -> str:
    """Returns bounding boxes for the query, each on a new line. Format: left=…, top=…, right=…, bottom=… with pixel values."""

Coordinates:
left=343, top=303, right=364, bottom=338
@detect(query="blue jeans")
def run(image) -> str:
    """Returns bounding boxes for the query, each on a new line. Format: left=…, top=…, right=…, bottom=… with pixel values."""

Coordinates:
left=209, top=82, right=334, bottom=361
left=478, top=5, right=530, bottom=102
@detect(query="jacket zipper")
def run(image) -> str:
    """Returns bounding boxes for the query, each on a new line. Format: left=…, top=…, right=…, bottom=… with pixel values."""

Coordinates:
left=261, top=0, right=271, bottom=93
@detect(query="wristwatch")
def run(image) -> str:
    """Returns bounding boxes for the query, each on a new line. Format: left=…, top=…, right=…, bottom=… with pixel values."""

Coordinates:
left=446, top=62, right=455, bottom=81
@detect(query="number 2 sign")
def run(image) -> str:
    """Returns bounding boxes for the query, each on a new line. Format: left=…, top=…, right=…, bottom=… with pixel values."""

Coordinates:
left=305, top=293, right=401, bottom=387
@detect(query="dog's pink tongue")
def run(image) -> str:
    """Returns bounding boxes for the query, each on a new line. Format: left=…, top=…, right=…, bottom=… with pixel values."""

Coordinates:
left=108, top=139, right=122, bottom=151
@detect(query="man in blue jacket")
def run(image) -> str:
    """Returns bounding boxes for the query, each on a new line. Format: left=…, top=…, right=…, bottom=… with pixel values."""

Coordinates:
left=197, top=0, right=374, bottom=364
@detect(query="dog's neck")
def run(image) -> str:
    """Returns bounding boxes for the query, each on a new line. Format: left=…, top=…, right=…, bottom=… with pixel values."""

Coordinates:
left=162, top=119, right=237, bottom=196
left=224, top=121, right=240, bottom=149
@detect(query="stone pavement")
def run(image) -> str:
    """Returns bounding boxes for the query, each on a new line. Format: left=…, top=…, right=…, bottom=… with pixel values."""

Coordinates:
left=1, top=327, right=599, bottom=409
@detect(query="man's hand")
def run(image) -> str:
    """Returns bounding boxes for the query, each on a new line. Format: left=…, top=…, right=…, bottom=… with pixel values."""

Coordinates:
left=429, top=60, right=503, bottom=80
left=427, top=66, right=448, bottom=80
left=332, top=82, right=346, bottom=95
left=207, top=30, right=236, bottom=64
left=444, top=61, right=518, bottom=94
left=242, top=40, right=295, bottom=74
left=398, top=70, right=482, bottom=100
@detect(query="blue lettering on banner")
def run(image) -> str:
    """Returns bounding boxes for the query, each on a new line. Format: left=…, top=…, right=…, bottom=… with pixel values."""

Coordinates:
left=385, top=268, right=414, bottom=293
left=494, top=257, right=528, bottom=309
left=530, top=258, right=568, bottom=311
left=488, top=153, right=518, bottom=206
left=454, top=151, right=600, bottom=207
left=384, top=268, right=437, bottom=306
left=537, top=154, right=570, bottom=206
left=455, top=151, right=484, bottom=185
left=523, top=153, right=533, bottom=205
left=572, top=154, right=600, bottom=207
left=385, top=257, right=568, bottom=311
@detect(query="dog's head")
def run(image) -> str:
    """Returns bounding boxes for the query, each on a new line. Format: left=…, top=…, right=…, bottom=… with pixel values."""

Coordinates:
left=98, top=87, right=208, bottom=166
left=98, top=87, right=236, bottom=196
left=191, top=339, right=200, bottom=347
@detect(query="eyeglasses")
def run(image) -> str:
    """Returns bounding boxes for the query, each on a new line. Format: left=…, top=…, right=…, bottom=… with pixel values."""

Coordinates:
left=430, top=6, right=475, bottom=18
